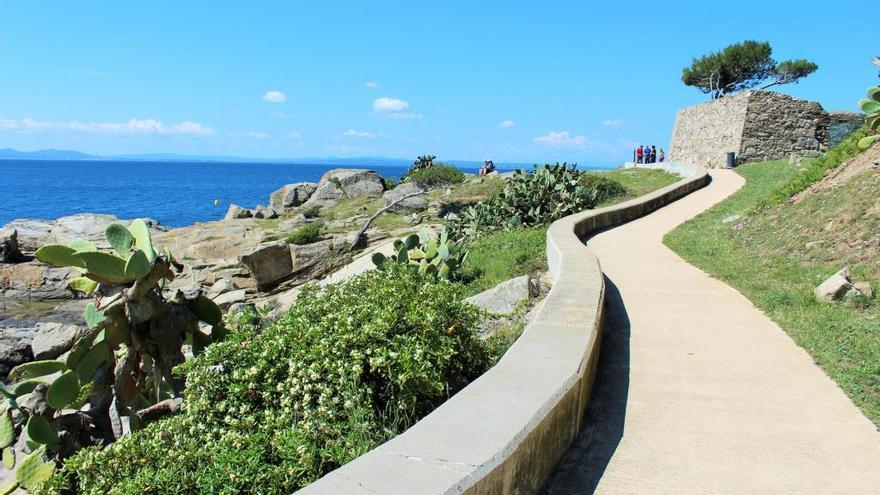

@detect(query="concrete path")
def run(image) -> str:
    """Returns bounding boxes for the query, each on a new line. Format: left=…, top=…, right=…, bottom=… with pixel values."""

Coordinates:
left=543, top=170, right=880, bottom=494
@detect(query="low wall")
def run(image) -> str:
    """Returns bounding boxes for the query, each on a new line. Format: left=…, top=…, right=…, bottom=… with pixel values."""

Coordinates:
left=297, top=163, right=710, bottom=495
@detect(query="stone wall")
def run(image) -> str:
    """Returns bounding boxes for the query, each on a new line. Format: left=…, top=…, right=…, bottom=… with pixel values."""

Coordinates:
left=670, top=91, right=863, bottom=168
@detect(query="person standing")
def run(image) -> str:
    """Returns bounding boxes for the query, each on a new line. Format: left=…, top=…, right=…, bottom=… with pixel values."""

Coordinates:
left=658, top=148, right=665, bottom=162
left=650, top=145, right=657, bottom=163
left=636, top=145, right=644, bottom=163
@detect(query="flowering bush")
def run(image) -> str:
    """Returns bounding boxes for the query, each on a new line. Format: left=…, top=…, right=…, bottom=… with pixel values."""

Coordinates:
left=39, top=264, right=488, bottom=494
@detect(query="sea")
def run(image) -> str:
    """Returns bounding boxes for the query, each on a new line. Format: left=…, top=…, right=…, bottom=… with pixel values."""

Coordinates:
left=0, top=160, right=482, bottom=228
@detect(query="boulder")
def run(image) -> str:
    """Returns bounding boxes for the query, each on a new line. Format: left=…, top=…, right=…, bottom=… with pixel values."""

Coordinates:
left=852, top=281, right=874, bottom=299
left=383, top=182, right=427, bottom=213
left=3, top=214, right=164, bottom=254
left=270, top=182, right=318, bottom=211
left=30, top=322, right=88, bottom=360
left=239, top=241, right=293, bottom=289
left=279, top=214, right=309, bottom=231
left=0, top=228, right=23, bottom=263
left=228, top=302, right=256, bottom=315
left=224, top=204, right=253, bottom=220
left=207, top=277, right=237, bottom=298
left=0, top=327, right=34, bottom=379
left=465, top=275, right=529, bottom=315
left=213, top=289, right=248, bottom=311
left=156, top=221, right=263, bottom=261
left=253, top=205, right=277, bottom=219
left=303, top=169, right=386, bottom=208
left=0, top=261, right=77, bottom=299
left=814, top=268, right=853, bottom=301
left=291, top=239, right=335, bottom=274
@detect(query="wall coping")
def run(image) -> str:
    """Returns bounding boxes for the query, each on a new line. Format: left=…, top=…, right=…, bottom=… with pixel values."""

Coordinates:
left=297, top=162, right=710, bottom=495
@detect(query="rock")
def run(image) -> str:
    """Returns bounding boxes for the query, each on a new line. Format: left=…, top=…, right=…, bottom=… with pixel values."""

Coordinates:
left=814, top=268, right=853, bottom=302
left=156, top=221, right=263, bottom=261
left=279, top=214, right=308, bottom=231
left=443, top=212, right=460, bottom=221
left=403, top=214, right=422, bottom=225
left=227, top=302, right=255, bottom=315
left=852, top=281, right=874, bottom=299
left=224, top=204, right=253, bottom=220
left=30, top=322, right=88, bottom=360
left=213, top=289, right=248, bottom=311
left=239, top=241, right=293, bottom=289
left=207, top=278, right=237, bottom=297
left=303, top=169, right=386, bottom=208
left=291, top=239, right=335, bottom=274
left=0, top=228, right=23, bottom=263
left=0, top=261, right=77, bottom=299
left=253, top=205, right=277, bottom=219
left=3, top=214, right=164, bottom=254
left=382, top=182, right=427, bottom=213
left=465, top=275, right=529, bottom=315
left=721, top=214, right=742, bottom=224
left=0, top=327, right=35, bottom=379
left=270, top=182, right=318, bottom=211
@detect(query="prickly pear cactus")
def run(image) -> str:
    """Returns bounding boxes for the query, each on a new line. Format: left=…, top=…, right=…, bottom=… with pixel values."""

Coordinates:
left=858, top=86, right=880, bottom=149
left=372, top=227, right=467, bottom=280
left=1, top=219, right=230, bottom=492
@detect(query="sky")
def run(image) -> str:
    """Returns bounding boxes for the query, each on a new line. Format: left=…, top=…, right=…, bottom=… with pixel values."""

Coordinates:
left=0, top=1, right=875, bottom=167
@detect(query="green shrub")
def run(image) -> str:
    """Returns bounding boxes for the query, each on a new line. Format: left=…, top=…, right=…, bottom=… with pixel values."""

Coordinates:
left=286, top=221, right=323, bottom=245
left=40, top=264, right=489, bottom=494
left=301, top=204, right=321, bottom=219
left=459, top=226, right=547, bottom=295
left=451, top=163, right=597, bottom=239
left=372, top=227, right=467, bottom=280
left=405, top=163, right=465, bottom=188
left=761, top=127, right=869, bottom=206
left=578, top=174, right=627, bottom=204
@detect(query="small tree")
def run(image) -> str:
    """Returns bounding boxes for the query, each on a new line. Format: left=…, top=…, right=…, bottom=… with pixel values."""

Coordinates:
left=682, top=41, right=817, bottom=99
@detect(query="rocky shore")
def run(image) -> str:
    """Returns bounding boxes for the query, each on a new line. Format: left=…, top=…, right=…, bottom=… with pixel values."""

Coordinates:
left=1, top=167, right=509, bottom=378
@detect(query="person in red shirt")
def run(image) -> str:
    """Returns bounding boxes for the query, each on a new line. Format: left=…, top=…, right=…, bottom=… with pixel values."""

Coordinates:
left=636, top=145, right=644, bottom=163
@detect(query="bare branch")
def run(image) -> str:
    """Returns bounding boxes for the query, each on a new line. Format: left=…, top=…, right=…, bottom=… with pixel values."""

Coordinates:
left=348, top=190, right=426, bottom=251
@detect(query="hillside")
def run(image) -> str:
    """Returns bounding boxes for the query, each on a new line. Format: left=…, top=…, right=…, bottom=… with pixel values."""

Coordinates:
left=665, top=136, right=880, bottom=424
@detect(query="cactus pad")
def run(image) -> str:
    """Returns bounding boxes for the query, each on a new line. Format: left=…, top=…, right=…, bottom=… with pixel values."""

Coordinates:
left=16, top=446, right=55, bottom=491
left=34, top=244, right=85, bottom=269
left=72, top=251, right=130, bottom=284
left=2, top=446, right=13, bottom=470
left=124, top=249, right=152, bottom=279
left=68, top=276, right=98, bottom=296
left=47, top=370, right=80, bottom=409
left=0, top=411, right=13, bottom=448
left=8, top=360, right=65, bottom=381
left=26, top=416, right=58, bottom=446
left=128, top=219, right=156, bottom=262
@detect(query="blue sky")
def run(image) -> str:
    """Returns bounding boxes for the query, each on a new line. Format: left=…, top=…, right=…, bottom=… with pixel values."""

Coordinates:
left=0, top=1, right=875, bottom=166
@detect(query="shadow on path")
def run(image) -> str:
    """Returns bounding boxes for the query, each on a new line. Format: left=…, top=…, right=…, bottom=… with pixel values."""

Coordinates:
left=541, top=276, right=631, bottom=494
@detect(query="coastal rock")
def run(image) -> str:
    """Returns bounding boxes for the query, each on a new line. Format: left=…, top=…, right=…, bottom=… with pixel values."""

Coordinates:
left=0, top=261, right=77, bottom=299
left=278, top=214, right=308, bottom=231
left=291, top=239, right=335, bottom=274
left=224, top=204, right=253, bottom=220
left=383, top=182, right=427, bottom=213
left=213, top=289, right=248, bottom=311
left=207, top=277, right=237, bottom=298
left=239, top=241, right=293, bottom=289
left=0, top=228, right=23, bottom=263
left=465, top=275, right=529, bottom=315
left=156, top=221, right=263, bottom=261
left=3, top=214, right=163, bottom=254
left=303, top=169, right=386, bottom=208
left=814, top=268, right=853, bottom=302
left=0, top=327, right=35, bottom=379
left=30, top=322, right=88, bottom=360
left=227, top=302, right=255, bottom=315
left=253, top=205, right=277, bottom=219
left=269, top=182, right=318, bottom=211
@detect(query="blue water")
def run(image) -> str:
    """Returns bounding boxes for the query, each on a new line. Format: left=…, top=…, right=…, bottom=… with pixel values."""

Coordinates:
left=0, top=160, right=486, bottom=228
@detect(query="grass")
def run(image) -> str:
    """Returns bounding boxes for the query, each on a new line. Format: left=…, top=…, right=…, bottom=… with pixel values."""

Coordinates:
left=585, top=168, right=681, bottom=206
left=665, top=158, right=880, bottom=425
left=286, top=222, right=324, bottom=245
left=460, top=226, right=548, bottom=295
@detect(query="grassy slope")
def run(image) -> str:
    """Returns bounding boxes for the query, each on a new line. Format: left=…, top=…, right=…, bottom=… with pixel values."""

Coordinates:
left=462, top=169, right=681, bottom=296
left=665, top=159, right=880, bottom=425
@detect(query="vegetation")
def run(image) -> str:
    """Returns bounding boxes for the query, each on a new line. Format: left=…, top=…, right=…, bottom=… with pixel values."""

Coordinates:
left=301, top=204, right=322, bottom=219
left=665, top=153, right=880, bottom=425
left=286, top=222, right=324, bottom=245
left=858, top=86, right=880, bottom=149
left=405, top=163, right=465, bottom=189
left=459, top=227, right=548, bottom=296
left=682, top=40, right=817, bottom=99
left=1, top=221, right=226, bottom=494
left=39, top=264, right=489, bottom=494
left=451, top=163, right=601, bottom=239
left=372, top=227, right=467, bottom=280
left=410, top=154, right=436, bottom=170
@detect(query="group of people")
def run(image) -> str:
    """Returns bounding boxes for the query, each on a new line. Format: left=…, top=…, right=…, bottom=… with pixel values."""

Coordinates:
left=478, top=160, right=496, bottom=175
left=635, top=145, right=664, bottom=163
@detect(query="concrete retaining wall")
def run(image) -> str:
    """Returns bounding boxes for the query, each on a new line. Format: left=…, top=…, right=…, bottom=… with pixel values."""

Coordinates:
left=297, top=163, right=710, bottom=495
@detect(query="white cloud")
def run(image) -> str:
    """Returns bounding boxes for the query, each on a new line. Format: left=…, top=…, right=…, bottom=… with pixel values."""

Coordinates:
left=498, top=120, right=516, bottom=128
left=533, top=130, right=588, bottom=148
left=373, top=97, right=409, bottom=112
left=341, top=129, right=376, bottom=139
left=229, top=131, right=270, bottom=140
left=285, top=131, right=302, bottom=140
left=365, top=81, right=380, bottom=88
left=273, top=111, right=292, bottom=119
left=0, top=117, right=214, bottom=136
left=601, top=119, right=625, bottom=128
left=262, top=91, right=286, bottom=103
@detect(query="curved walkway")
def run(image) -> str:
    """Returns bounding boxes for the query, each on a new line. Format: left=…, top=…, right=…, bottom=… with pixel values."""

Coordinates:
left=543, top=169, right=880, bottom=494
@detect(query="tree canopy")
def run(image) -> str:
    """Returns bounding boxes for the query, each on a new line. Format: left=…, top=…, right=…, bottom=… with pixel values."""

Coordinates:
left=682, top=41, right=818, bottom=99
